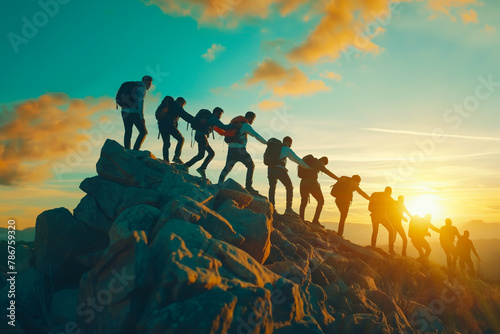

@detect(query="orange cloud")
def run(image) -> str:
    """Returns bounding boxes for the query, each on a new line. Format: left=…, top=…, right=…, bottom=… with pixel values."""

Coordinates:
left=257, top=100, right=285, bottom=111
left=246, top=59, right=330, bottom=97
left=320, top=71, right=342, bottom=81
left=0, top=93, right=114, bottom=186
left=461, top=9, right=478, bottom=24
left=484, top=23, right=496, bottom=33
left=426, top=0, right=479, bottom=21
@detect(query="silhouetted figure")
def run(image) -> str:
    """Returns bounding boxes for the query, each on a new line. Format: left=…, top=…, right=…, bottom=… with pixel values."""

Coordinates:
left=408, top=213, right=440, bottom=261
left=298, top=156, right=339, bottom=227
left=184, top=107, right=234, bottom=178
left=156, top=96, right=193, bottom=163
left=217, top=111, right=267, bottom=195
left=330, top=175, right=370, bottom=236
left=369, top=186, right=396, bottom=254
left=265, top=136, right=309, bottom=215
left=457, top=230, right=481, bottom=278
left=116, top=75, right=152, bottom=150
left=439, top=218, right=461, bottom=268
left=387, top=195, right=413, bottom=256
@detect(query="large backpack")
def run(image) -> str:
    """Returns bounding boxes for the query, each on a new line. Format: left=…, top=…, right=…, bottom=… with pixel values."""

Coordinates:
left=264, top=138, right=285, bottom=167
left=223, top=116, right=248, bottom=144
left=191, top=109, right=213, bottom=132
left=368, top=192, right=387, bottom=213
left=330, top=176, right=351, bottom=197
left=155, top=96, right=174, bottom=121
left=298, top=154, right=318, bottom=179
left=116, top=81, right=140, bottom=109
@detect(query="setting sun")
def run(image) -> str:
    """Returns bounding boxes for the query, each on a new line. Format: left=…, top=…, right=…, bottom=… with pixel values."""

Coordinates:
left=405, top=194, right=443, bottom=219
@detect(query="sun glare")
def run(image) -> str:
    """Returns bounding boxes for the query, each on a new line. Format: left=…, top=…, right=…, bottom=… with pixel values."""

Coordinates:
left=405, top=194, right=443, bottom=219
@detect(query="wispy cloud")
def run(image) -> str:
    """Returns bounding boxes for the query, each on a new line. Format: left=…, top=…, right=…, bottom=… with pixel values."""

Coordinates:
left=202, top=43, right=226, bottom=62
left=320, top=71, right=342, bottom=81
left=257, top=100, right=285, bottom=111
left=360, top=128, right=500, bottom=142
left=461, top=9, right=478, bottom=24
left=484, top=23, right=496, bottom=33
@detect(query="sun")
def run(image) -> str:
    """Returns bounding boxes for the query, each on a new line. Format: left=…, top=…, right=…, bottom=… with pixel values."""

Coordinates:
left=404, top=194, right=443, bottom=219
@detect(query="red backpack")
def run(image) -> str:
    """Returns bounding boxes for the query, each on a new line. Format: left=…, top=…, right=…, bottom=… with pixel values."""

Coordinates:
left=214, top=116, right=248, bottom=143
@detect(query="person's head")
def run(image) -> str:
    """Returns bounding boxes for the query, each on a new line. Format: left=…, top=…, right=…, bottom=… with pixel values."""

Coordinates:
left=213, top=107, right=224, bottom=119
left=176, top=97, right=186, bottom=108
left=319, top=156, right=328, bottom=165
left=445, top=218, right=452, bottom=226
left=163, top=96, right=174, bottom=107
left=398, top=195, right=405, bottom=203
left=352, top=175, right=361, bottom=184
left=464, top=230, right=470, bottom=239
left=425, top=213, right=432, bottom=221
left=142, top=75, right=153, bottom=90
left=245, top=111, right=256, bottom=124
left=384, top=186, right=392, bottom=196
left=283, top=136, right=292, bottom=147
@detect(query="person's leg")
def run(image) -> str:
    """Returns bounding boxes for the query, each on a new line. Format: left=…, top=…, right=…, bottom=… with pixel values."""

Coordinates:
left=170, top=125, right=184, bottom=161
left=218, top=148, right=238, bottom=184
left=422, top=239, right=431, bottom=259
left=370, top=214, right=380, bottom=247
left=299, top=180, right=310, bottom=221
left=465, top=257, right=475, bottom=277
left=277, top=170, right=293, bottom=210
left=379, top=216, right=395, bottom=253
left=200, top=140, right=215, bottom=170
left=412, top=238, right=424, bottom=258
left=159, top=123, right=171, bottom=162
left=268, top=168, right=278, bottom=206
left=185, top=134, right=206, bottom=168
left=395, top=223, right=408, bottom=256
left=459, top=257, right=465, bottom=273
left=336, top=199, right=350, bottom=236
left=310, top=182, right=324, bottom=224
left=240, top=149, right=255, bottom=189
left=122, top=112, right=133, bottom=149
left=132, top=114, right=148, bottom=150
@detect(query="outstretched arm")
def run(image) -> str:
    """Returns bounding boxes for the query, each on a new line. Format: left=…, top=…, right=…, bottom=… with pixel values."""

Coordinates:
left=471, top=242, right=481, bottom=261
left=283, top=147, right=309, bottom=169
left=356, top=186, right=370, bottom=200
left=242, top=123, right=267, bottom=145
left=210, top=117, right=236, bottom=131
left=403, top=205, right=413, bottom=219
left=429, top=223, right=440, bottom=233
left=319, top=165, right=339, bottom=181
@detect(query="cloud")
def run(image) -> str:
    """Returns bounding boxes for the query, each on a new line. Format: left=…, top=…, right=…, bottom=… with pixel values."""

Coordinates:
left=202, top=43, right=226, bottom=62
left=484, top=23, right=496, bottom=34
left=246, top=59, right=330, bottom=97
left=320, top=71, right=342, bottom=81
left=461, top=9, right=478, bottom=24
left=257, top=100, right=285, bottom=111
left=0, top=93, right=114, bottom=186
left=426, top=0, right=479, bottom=21
left=360, top=127, right=500, bottom=141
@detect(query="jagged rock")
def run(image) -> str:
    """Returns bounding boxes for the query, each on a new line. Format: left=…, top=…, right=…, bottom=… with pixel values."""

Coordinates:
left=96, top=139, right=163, bottom=187
left=108, top=204, right=161, bottom=244
left=151, top=219, right=212, bottom=251
left=34, top=207, right=108, bottom=279
left=218, top=199, right=272, bottom=264
left=228, top=286, right=274, bottom=334
left=405, top=301, right=445, bottom=333
left=246, top=195, right=274, bottom=219
left=270, top=278, right=306, bottom=327
left=159, top=196, right=244, bottom=246
left=220, top=178, right=249, bottom=194
left=50, top=289, right=79, bottom=324
left=116, top=187, right=161, bottom=214
left=156, top=170, right=215, bottom=206
left=265, top=260, right=309, bottom=285
left=79, top=176, right=126, bottom=219
left=301, top=281, right=335, bottom=330
left=343, top=313, right=391, bottom=333
left=265, top=245, right=286, bottom=264
left=343, top=268, right=378, bottom=291
left=274, top=317, right=324, bottom=334
left=324, top=251, right=349, bottom=274
left=214, top=188, right=253, bottom=209
left=78, top=232, right=152, bottom=334
left=270, top=229, right=297, bottom=259
left=74, top=194, right=114, bottom=234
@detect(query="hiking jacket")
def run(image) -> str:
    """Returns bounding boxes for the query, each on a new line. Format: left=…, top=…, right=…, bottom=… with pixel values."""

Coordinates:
left=275, top=147, right=309, bottom=170
left=196, top=115, right=234, bottom=137
left=121, top=81, right=146, bottom=119
left=228, top=123, right=266, bottom=149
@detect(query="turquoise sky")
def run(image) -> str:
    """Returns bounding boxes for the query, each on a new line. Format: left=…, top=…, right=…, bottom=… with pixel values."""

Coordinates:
left=1, top=0, right=499, bottom=230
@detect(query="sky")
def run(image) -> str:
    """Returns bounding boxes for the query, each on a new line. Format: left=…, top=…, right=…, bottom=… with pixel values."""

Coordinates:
left=1, top=0, right=499, bottom=231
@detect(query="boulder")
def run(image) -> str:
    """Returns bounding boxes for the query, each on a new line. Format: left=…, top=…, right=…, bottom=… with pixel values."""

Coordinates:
left=214, top=188, right=253, bottom=209
left=150, top=219, right=212, bottom=251
left=246, top=195, right=274, bottom=219
left=228, top=286, right=273, bottom=334
left=50, top=289, right=79, bottom=324
left=73, top=194, right=114, bottom=234
left=108, top=204, right=161, bottom=244
left=342, top=313, right=390, bottom=333
left=218, top=199, right=272, bottom=264
left=116, top=187, right=161, bottom=214
left=79, top=176, right=126, bottom=219
left=96, top=139, right=163, bottom=187
left=15, top=244, right=34, bottom=272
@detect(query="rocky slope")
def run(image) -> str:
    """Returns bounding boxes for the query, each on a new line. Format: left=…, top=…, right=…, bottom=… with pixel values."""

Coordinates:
left=1, top=139, right=499, bottom=334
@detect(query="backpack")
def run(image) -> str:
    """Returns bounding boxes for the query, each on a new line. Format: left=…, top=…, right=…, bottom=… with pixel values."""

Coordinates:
left=116, top=81, right=140, bottom=109
left=264, top=138, right=285, bottom=167
left=368, top=192, right=387, bottom=213
left=191, top=109, right=213, bottom=132
left=298, top=155, right=318, bottom=179
left=223, top=116, right=248, bottom=144
left=155, top=96, right=174, bottom=121
left=330, top=176, right=351, bottom=197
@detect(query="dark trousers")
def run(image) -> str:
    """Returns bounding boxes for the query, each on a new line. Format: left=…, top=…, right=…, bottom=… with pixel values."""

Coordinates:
left=299, top=179, right=324, bottom=223
left=159, top=122, right=184, bottom=162
left=335, top=197, right=351, bottom=236
left=185, top=134, right=214, bottom=170
left=412, top=236, right=431, bottom=259
left=268, top=167, right=293, bottom=209
left=218, top=148, right=255, bottom=187
left=122, top=112, right=147, bottom=150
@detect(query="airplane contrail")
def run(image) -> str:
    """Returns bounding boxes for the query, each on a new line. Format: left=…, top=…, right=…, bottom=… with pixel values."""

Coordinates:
left=359, top=128, right=500, bottom=141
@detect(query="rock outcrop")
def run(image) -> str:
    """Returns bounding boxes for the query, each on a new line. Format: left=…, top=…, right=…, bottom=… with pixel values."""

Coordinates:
left=2, top=139, right=499, bottom=334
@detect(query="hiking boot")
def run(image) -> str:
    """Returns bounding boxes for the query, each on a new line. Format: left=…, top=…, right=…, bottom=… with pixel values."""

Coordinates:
left=172, top=156, right=184, bottom=164
left=284, top=208, right=298, bottom=216
left=245, top=186, right=260, bottom=195
left=196, top=167, right=207, bottom=179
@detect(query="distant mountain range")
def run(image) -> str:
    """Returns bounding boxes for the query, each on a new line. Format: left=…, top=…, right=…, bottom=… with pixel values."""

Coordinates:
left=0, top=226, right=35, bottom=242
